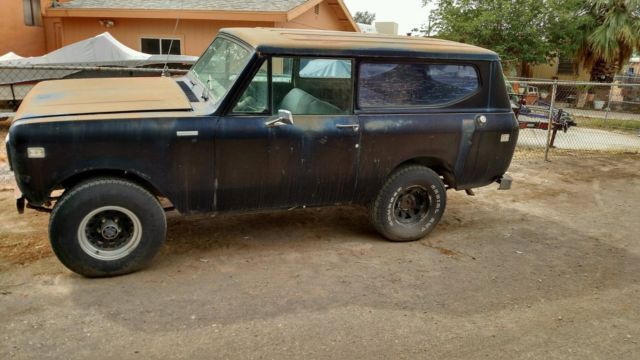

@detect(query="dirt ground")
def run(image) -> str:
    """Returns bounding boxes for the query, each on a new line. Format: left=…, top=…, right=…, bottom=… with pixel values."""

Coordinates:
left=1, top=120, right=639, bottom=359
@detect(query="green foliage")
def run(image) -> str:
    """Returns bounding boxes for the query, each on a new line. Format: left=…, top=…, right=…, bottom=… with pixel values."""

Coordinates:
left=353, top=11, right=376, bottom=25
left=575, top=116, right=640, bottom=132
left=576, top=0, right=640, bottom=80
left=423, top=0, right=553, bottom=66
left=422, top=0, right=640, bottom=80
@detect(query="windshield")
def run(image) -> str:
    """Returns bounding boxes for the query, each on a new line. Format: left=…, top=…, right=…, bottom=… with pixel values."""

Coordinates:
left=191, top=37, right=253, bottom=103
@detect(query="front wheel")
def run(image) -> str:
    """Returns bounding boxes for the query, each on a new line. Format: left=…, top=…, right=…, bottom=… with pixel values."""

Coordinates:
left=49, top=178, right=166, bottom=277
left=369, top=166, right=447, bottom=241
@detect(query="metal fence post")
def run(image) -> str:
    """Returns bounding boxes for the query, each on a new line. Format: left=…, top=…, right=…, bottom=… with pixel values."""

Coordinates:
left=544, top=80, right=558, bottom=161
left=604, top=84, right=613, bottom=122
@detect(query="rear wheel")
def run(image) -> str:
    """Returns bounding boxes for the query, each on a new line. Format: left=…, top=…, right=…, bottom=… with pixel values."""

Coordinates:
left=49, top=178, right=166, bottom=277
left=369, top=166, right=447, bottom=241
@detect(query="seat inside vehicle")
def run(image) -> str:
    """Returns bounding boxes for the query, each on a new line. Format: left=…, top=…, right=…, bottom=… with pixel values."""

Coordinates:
left=278, top=88, right=343, bottom=115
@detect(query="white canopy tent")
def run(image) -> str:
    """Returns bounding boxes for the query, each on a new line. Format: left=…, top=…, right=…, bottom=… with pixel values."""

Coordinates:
left=1, top=32, right=197, bottom=68
left=0, top=32, right=197, bottom=102
left=0, top=52, right=24, bottom=62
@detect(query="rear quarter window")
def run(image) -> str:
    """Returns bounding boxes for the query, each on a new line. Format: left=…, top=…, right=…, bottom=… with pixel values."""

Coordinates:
left=358, top=63, right=480, bottom=108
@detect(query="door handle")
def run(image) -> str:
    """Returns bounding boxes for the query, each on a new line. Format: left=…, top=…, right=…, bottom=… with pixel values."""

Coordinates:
left=336, top=124, right=360, bottom=132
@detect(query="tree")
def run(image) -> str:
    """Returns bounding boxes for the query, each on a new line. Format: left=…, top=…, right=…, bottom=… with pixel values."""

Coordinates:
left=423, top=0, right=553, bottom=77
left=423, top=0, right=640, bottom=81
left=353, top=11, right=376, bottom=25
left=574, top=0, right=640, bottom=82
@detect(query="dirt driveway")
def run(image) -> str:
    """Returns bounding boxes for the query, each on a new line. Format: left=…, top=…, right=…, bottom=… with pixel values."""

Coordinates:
left=1, top=120, right=639, bottom=358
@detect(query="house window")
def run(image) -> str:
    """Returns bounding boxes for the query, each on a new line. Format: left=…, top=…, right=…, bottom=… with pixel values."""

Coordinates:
left=23, top=0, right=42, bottom=27
left=557, top=58, right=575, bottom=75
left=140, top=38, right=181, bottom=55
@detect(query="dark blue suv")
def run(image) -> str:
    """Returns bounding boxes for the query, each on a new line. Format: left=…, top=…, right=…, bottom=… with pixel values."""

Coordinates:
left=7, top=28, right=518, bottom=276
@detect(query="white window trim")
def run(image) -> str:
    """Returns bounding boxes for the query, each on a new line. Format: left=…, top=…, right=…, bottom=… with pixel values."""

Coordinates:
left=139, top=36, right=184, bottom=55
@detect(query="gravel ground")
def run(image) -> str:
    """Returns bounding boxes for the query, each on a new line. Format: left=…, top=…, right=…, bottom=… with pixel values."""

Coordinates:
left=1, top=119, right=639, bottom=359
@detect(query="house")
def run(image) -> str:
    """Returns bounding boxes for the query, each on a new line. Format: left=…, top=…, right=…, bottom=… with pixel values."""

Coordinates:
left=41, top=0, right=358, bottom=56
left=623, top=56, right=640, bottom=77
left=0, top=1, right=48, bottom=57
left=528, top=56, right=640, bottom=81
left=529, top=57, right=590, bottom=81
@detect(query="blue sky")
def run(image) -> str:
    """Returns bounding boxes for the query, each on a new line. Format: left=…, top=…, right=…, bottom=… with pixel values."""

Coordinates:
left=344, top=0, right=434, bottom=34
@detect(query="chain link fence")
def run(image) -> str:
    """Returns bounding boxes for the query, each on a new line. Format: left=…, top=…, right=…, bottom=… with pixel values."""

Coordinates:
left=508, top=79, right=640, bottom=160
left=0, top=61, right=189, bottom=116
left=2, top=62, right=639, bottom=161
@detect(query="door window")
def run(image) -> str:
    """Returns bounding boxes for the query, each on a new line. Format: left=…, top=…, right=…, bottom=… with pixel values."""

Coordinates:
left=273, top=57, right=353, bottom=115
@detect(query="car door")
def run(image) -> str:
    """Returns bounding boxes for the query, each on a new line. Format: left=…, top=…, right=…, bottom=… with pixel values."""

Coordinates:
left=214, top=56, right=360, bottom=212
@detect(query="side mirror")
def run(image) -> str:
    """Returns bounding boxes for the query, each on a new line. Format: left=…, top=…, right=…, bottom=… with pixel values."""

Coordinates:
left=278, top=109, right=294, bottom=124
left=265, top=109, right=294, bottom=127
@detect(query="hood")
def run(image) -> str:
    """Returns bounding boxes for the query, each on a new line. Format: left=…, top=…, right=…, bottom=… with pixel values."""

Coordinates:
left=15, top=77, right=192, bottom=121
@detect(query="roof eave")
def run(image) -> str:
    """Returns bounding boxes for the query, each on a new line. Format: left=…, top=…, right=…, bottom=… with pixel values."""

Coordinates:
left=45, top=7, right=289, bottom=22
left=286, top=0, right=359, bottom=32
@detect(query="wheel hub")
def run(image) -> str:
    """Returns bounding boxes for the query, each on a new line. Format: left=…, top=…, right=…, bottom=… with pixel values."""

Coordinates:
left=78, top=207, right=142, bottom=260
left=393, top=186, right=430, bottom=224
left=398, top=194, right=417, bottom=211
left=100, top=220, right=121, bottom=240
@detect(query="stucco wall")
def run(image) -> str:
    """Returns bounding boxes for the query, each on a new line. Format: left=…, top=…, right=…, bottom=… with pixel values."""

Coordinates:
left=0, top=0, right=47, bottom=56
left=41, top=1, right=354, bottom=56
left=44, top=17, right=270, bottom=55
left=530, top=57, right=590, bottom=81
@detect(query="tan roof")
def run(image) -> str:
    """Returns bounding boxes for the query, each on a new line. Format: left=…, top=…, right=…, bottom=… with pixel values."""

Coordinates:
left=222, top=28, right=499, bottom=60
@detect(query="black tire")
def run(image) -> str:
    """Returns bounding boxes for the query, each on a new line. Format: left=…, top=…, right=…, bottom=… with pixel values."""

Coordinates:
left=49, top=178, right=166, bottom=277
left=369, top=166, right=446, bottom=241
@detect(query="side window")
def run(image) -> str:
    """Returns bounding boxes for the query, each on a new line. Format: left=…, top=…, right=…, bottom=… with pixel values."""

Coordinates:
left=232, top=61, right=268, bottom=114
left=23, top=0, right=42, bottom=27
left=272, top=57, right=294, bottom=111
left=274, top=57, right=353, bottom=115
left=358, top=62, right=479, bottom=108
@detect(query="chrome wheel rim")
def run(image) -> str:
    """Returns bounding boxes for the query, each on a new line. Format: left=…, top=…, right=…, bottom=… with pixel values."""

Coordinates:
left=78, top=206, right=142, bottom=261
left=393, top=185, right=430, bottom=224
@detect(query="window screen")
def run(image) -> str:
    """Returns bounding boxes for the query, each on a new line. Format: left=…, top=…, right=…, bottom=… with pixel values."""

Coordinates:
left=161, top=39, right=181, bottom=55
left=358, top=63, right=479, bottom=108
left=23, top=0, right=42, bottom=27
left=558, top=58, right=575, bottom=75
left=141, top=38, right=181, bottom=55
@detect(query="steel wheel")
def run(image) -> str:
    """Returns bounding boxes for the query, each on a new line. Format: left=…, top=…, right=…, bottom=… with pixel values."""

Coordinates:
left=369, top=166, right=446, bottom=241
left=393, top=185, right=430, bottom=224
left=77, top=206, right=142, bottom=261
